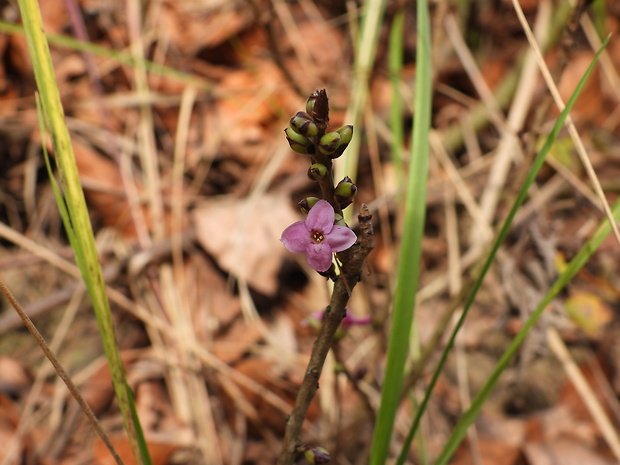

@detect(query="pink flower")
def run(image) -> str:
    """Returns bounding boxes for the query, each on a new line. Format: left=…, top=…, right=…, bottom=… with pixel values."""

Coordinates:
left=280, top=200, right=357, bottom=272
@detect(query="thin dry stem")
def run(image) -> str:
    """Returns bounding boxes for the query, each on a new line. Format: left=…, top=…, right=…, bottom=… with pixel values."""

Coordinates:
left=0, top=279, right=125, bottom=465
left=512, top=0, right=620, bottom=249
left=546, top=327, right=620, bottom=461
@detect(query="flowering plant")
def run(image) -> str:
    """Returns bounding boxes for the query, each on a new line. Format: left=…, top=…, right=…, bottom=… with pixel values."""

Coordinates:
left=277, top=90, right=374, bottom=465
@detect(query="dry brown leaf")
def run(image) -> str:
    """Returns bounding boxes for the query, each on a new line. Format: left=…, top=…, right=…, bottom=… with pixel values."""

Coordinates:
left=211, top=317, right=263, bottom=364
left=564, top=291, right=614, bottom=339
left=524, top=439, right=614, bottom=465
left=0, top=356, right=33, bottom=396
left=192, top=193, right=300, bottom=295
left=229, top=357, right=312, bottom=433
left=451, top=438, right=523, bottom=465
left=70, top=140, right=149, bottom=238
left=557, top=51, right=605, bottom=125
left=185, top=254, right=242, bottom=331
left=201, top=60, right=299, bottom=166
left=0, top=394, right=26, bottom=463
left=159, top=1, right=256, bottom=56
left=93, top=436, right=178, bottom=465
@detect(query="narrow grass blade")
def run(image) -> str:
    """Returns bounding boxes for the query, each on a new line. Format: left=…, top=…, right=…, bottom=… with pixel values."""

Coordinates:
left=388, top=8, right=405, bottom=191
left=398, top=34, right=611, bottom=465
left=369, top=2, right=432, bottom=464
left=17, top=0, right=151, bottom=463
left=432, top=36, right=612, bottom=465
left=436, top=190, right=620, bottom=464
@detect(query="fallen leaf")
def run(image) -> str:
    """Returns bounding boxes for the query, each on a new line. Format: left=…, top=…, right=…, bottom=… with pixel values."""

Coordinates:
left=524, top=438, right=614, bottom=465
left=93, top=436, right=178, bottom=465
left=564, top=291, right=614, bottom=339
left=192, top=194, right=300, bottom=295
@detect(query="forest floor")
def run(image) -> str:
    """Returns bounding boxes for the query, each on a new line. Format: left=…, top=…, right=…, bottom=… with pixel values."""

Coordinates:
left=1, top=1, right=620, bottom=464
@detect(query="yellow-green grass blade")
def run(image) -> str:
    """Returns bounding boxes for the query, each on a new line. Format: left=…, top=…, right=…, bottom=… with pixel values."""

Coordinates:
left=17, top=0, right=151, bottom=463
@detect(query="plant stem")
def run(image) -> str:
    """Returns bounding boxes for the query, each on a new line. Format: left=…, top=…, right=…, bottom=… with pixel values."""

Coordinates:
left=277, top=206, right=374, bottom=465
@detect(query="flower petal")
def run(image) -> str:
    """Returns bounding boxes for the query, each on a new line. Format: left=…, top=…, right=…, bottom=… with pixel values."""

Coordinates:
left=280, top=221, right=311, bottom=254
left=306, top=243, right=333, bottom=272
left=305, top=200, right=335, bottom=234
left=324, top=225, right=357, bottom=252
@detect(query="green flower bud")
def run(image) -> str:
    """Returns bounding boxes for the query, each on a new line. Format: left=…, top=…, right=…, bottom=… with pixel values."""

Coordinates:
left=307, top=163, right=328, bottom=181
left=335, top=125, right=353, bottom=145
left=328, top=125, right=354, bottom=159
left=305, top=89, right=329, bottom=122
left=298, top=196, right=320, bottom=214
left=290, top=112, right=319, bottom=138
left=334, top=212, right=346, bottom=226
left=317, top=131, right=341, bottom=155
left=303, top=446, right=331, bottom=465
left=334, top=179, right=357, bottom=208
left=284, top=127, right=314, bottom=155
left=337, top=176, right=353, bottom=186
left=306, top=93, right=318, bottom=115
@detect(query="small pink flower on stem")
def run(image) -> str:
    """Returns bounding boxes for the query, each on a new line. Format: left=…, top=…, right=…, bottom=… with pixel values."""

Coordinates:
left=280, top=200, right=357, bottom=272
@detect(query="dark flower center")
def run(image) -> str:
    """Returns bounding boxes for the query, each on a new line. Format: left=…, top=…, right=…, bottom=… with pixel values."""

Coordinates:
left=311, top=231, right=324, bottom=243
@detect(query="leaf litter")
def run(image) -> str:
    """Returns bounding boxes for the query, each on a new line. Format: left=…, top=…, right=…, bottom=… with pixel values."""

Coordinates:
left=0, top=1, right=620, bottom=465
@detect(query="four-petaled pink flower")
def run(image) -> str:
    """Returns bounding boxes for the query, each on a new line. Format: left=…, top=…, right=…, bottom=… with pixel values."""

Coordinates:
left=281, top=200, right=357, bottom=272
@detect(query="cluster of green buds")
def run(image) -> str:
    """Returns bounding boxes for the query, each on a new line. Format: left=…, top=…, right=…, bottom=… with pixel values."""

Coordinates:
left=284, top=96, right=354, bottom=159
left=285, top=118, right=353, bottom=158
left=285, top=90, right=358, bottom=216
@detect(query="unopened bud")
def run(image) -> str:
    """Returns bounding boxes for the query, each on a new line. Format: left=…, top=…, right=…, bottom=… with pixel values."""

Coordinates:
left=317, top=131, right=341, bottom=156
left=306, top=93, right=318, bottom=115
left=303, top=446, right=331, bottom=465
left=329, top=125, right=354, bottom=158
left=335, top=125, right=353, bottom=145
left=285, top=127, right=314, bottom=155
left=305, top=89, right=328, bottom=121
left=334, top=213, right=346, bottom=226
left=290, top=112, right=319, bottom=138
left=337, top=176, right=353, bottom=186
left=308, top=163, right=328, bottom=181
left=298, top=197, right=320, bottom=214
left=334, top=179, right=357, bottom=208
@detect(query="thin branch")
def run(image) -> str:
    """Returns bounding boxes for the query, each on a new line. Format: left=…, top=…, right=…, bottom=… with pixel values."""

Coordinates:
left=0, top=279, right=125, bottom=465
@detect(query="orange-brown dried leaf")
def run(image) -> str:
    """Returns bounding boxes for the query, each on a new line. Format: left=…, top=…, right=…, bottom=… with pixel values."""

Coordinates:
left=192, top=194, right=300, bottom=296
left=0, top=356, right=33, bottom=397
left=93, top=436, right=178, bottom=465
left=556, top=51, right=606, bottom=125
left=71, top=140, right=149, bottom=238
left=224, top=357, right=314, bottom=434
left=451, top=438, right=524, bottom=465
left=159, top=1, right=257, bottom=56
left=211, top=316, right=263, bottom=364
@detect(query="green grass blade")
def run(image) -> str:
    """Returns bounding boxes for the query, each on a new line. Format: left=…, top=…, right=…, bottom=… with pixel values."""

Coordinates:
left=399, top=34, right=611, bottom=465
left=435, top=202, right=620, bottom=465
left=369, top=2, right=432, bottom=464
left=388, top=8, right=405, bottom=191
left=17, top=0, right=149, bottom=463
left=127, top=384, right=154, bottom=465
